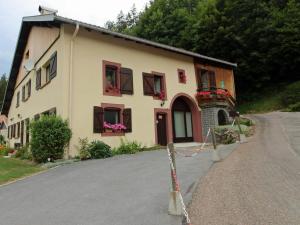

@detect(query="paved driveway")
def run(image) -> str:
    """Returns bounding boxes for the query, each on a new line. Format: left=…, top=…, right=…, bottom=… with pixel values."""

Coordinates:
left=188, top=112, right=300, bottom=225
left=0, top=144, right=236, bottom=225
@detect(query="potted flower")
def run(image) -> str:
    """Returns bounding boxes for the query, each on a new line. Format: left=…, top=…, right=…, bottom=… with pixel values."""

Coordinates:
left=111, top=123, right=127, bottom=133
left=104, top=121, right=113, bottom=133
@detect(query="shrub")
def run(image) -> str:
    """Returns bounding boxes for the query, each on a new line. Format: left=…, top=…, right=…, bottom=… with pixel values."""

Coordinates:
left=0, top=135, right=5, bottom=145
left=285, top=102, right=300, bottom=112
left=239, top=117, right=254, bottom=127
left=113, top=139, right=143, bottom=155
left=88, top=140, right=112, bottom=159
left=280, top=81, right=300, bottom=109
left=77, top=138, right=91, bottom=160
left=30, top=116, right=72, bottom=163
left=215, top=127, right=239, bottom=144
left=15, top=145, right=33, bottom=160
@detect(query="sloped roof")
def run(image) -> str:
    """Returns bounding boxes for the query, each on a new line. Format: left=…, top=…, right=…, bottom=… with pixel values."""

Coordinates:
left=1, top=13, right=237, bottom=116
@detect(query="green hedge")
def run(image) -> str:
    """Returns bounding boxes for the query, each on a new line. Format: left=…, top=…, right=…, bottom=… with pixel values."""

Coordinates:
left=30, top=116, right=72, bottom=163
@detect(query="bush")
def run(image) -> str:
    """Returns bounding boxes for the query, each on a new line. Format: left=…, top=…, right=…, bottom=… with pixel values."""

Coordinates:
left=77, top=138, right=91, bottom=160
left=239, top=117, right=254, bottom=127
left=285, top=102, right=300, bottom=112
left=0, top=135, right=5, bottom=145
left=88, top=140, right=112, bottom=159
left=215, top=127, right=239, bottom=144
left=30, top=116, right=72, bottom=163
left=280, top=81, right=300, bottom=110
left=15, top=145, right=33, bottom=160
left=113, top=139, right=143, bottom=155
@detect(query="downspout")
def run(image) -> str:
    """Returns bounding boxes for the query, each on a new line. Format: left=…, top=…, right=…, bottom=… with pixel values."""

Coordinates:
left=67, top=22, right=79, bottom=158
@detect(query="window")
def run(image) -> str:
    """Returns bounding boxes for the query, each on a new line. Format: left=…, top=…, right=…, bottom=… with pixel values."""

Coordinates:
left=46, top=64, right=50, bottom=83
left=105, top=66, right=118, bottom=89
left=16, top=92, right=20, bottom=107
left=21, top=80, right=32, bottom=102
left=93, top=104, right=132, bottom=135
left=25, top=50, right=29, bottom=59
left=103, top=61, right=121, bottom=96
left=143, top=72, right=166, bottom=100
left=197, top=69, right=216, bottom=91
left=36, top=51, right=57, bottom=90
left=178, top=69, right=187, bottom=84
left=104, top=109, right=120, bottom=124
left=154, top=76, right=162, bottom=94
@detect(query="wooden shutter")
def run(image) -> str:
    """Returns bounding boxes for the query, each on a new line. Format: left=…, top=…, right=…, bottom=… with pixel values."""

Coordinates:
left=49, top=52, right=57, bottom=80
left=93, top=106, right=104, bottom=133
left=209, top=71, right=216, bottom=90
left=7, top=126, right=10, bottom=139
left=22, top=86, right=25, bottom=101
left=20, top=121, right=24, bottom=146
left=123, top=108, right=132, bottom=133
left=27, top=79, right=31, bottom=97
left=25, top=118, right=30, bottom=144
left=120, top=67, right=133, bottom=95
left=143, top=73, right=154, bottom=96
left=36, top=69, right=41, bottom=90
left=17, top=122, right=20, bottom=138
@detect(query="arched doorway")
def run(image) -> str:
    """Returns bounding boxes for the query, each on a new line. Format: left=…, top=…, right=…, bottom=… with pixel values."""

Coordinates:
left=172, top=97, right=194, bottom=143
left=218, top=109, right=227, bottom=125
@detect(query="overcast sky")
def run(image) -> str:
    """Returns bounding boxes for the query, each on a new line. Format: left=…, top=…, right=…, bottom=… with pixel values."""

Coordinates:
left=0, top=0, right=150, bottom=77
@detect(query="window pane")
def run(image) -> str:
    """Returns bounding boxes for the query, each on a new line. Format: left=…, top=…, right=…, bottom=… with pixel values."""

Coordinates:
left=185, top=112, right=193, bottom=137
left=154, top=76, right=161, bottom=93
left=174, top=111, right=186, bottom=138
left=46, top=65, right=50, bottom=82
left=106, top=66, right=117, bottom=87
left=104, top=110, right=120, bottom=124
left=201, top=71, right=209, bottom=91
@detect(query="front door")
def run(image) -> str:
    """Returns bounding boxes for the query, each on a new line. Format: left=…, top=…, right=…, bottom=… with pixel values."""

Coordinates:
left=156, top=113, right=167, bottom=146
left=172, top=98, right=193, bottom=143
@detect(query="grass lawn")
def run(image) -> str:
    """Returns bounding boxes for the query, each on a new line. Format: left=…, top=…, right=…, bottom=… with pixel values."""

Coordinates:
left=0, top=157, right=44, bottom=185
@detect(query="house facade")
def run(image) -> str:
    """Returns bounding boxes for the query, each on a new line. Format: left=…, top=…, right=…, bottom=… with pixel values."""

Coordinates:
left=1, top=7, right=237, bottom=156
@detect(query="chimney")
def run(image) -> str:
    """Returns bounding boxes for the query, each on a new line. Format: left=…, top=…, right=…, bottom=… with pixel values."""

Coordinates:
left=38, top=5, right=58, bottom=15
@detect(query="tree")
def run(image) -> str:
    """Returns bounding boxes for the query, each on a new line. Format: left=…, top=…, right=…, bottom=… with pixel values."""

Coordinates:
left=105, top=0, right=300, bottom=101
left=0, top=74, right=7, bottom=110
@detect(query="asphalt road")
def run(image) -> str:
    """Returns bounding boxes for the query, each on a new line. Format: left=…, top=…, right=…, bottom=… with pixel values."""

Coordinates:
left=188, top=112, right=300, bottom=225
left=0, top=142, right=236, bottom=225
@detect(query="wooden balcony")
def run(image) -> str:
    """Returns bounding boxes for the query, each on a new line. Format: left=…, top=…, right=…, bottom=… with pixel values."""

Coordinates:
left=195, top=88, right=236, bottom=108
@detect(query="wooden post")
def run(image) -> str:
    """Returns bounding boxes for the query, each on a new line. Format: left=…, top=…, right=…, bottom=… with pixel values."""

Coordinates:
left=168, top=143, right=182, bottom=216
left=211, top=127, right=221, bottom=162
left=168, top=143, right=176, bottom=191
left=236, top=117, right=243, bottom=134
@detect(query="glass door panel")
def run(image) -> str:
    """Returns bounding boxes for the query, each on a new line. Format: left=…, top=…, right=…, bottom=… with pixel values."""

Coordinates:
left=174, top=111, right=186, bottom=138
left=185, top=112, right=193, bottom=137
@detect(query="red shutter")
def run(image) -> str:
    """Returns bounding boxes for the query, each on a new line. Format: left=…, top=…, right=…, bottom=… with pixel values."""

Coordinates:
left=143, top=73, right=154, bottom=96
left=93, top=106, right=104, bottom=133
left=49, top=52, right=57, bottom=80
left=123, top=108, right=132, bottom=133
left=120, top=67, right=133, bottom=95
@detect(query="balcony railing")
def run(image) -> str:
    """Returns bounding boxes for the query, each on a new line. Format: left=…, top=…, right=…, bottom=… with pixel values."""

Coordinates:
left=195, top=87, right=236, bottom=108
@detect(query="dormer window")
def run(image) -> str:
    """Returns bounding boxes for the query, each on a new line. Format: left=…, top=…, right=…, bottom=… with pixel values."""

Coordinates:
left=25, top=50, right=29, bottom=59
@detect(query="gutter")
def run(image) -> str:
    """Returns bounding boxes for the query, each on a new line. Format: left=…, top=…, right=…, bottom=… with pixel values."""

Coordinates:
left=67, top=22, right=79, bottom=158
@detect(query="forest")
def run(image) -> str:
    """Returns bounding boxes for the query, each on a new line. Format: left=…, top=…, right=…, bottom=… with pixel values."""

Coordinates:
left=105, top=0, right=300, bottom=103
